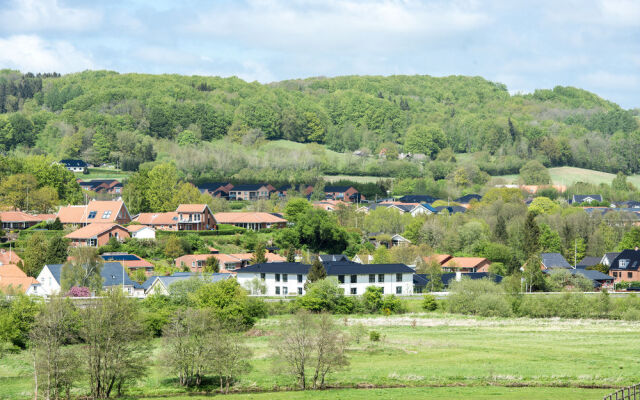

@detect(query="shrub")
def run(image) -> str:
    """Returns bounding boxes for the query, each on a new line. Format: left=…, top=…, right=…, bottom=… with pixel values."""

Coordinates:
left=422, top=294, right=438, bottom=311
left=369, top=330, right=381, bottom=342
left=447, top=278, right=512, bottom=317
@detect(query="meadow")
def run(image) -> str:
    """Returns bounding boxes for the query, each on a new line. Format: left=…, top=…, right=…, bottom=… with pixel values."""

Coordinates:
left=0, top=313, right=636, bottom=400
left=497, top=166, right=640, bottom=187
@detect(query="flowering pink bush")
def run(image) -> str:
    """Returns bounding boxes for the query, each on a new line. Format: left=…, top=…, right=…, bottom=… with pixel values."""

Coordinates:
left=66, top=286, right=91, bottom=297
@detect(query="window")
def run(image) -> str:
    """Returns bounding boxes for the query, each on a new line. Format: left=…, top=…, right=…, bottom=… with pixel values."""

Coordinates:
left=338, top=275, right=345, bottom=283
left=275, top=274, right=281, bottom=282
left=275, top=286, right=280, bottom=295
left=298, top=287, right=303, bottom=295
left=87, top=211, right=97, bottom=219
left=350, top=288, right=357, bottom=295
left=260, top=273, right=265, bottom=280
left=378, top=274, right=385, bottom=283
left=102, top=210, right=112, bottom=219
left=396, top=273, right=403, bottom=282
left=297, top=274, right=303, bottom=283
left=629, top=272, right=633, bottom=278
left=283, top=287, right=288, bottom=295
left=283, top=274, right=288, bottom=282
left=620, top=259, right=629, bottom=268
left=351, top=275, right=357, bottom=283
left=396, top=286, right=402, bottom=294
left=369, top=274, right=375, bottom=283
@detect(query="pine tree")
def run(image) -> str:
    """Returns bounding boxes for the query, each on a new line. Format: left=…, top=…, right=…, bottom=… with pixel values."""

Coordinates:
left=251, top=243, right=267, bottom=265
left=204, top=256, right=220, bottom=273
left=305, top=259, right=327, bottom=288
left=523, top=211, right=540, bottom=257
left=286, top=246, right=296, bottom=262
left=46, top=236, right=69, bottom=264
left=494, top=215, right=507, bottom=243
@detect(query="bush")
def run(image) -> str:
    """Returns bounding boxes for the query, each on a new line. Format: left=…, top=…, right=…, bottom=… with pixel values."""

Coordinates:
left=447, top=278, right=512, bottom=317
left=369, top=330, right=381, bottom=342
left=422, top=294, right=438, bottom=311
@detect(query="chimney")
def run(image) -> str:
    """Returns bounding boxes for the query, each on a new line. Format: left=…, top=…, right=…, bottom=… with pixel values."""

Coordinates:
left=455, top=271, right=462, bottom=282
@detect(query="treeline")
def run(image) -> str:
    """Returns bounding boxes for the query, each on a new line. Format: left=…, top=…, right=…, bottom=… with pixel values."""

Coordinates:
left=0, top=70, right=638, bottom=177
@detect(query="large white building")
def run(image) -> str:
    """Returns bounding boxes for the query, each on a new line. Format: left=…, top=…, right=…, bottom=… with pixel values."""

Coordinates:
left=236, top=261, right=415, bottom=296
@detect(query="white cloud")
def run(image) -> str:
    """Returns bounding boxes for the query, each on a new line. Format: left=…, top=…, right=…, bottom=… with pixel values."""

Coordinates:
left=186, top=0, right=490, bottom=53
left=0, top=35, right=95, bottom=73
left=0, top=0, right=102, bottom=32
left=599, top=0, right=640, bottom=26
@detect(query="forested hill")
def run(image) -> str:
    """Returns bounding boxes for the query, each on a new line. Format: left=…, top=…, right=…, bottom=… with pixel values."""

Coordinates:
left=0, top=69, right=639, bottom=179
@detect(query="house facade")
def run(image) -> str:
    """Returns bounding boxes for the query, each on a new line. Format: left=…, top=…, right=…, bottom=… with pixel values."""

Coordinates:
left=57, top=200, right=131, bottom=226
left=229, top=184, right=272, bottom=201
left=324, top=186, right=360, bottom=202
left=442, top=257, right=490, bottom=273
left=609, top=249, right=640, bottom=283
left=214, top=212, right=287, bottom=231
left=60, top=159, right=88, bottom=172
left=127, top=225, right=156, bottom=239
left=133, top=212, right=179, bottom=230
left=65, top=223, right=130, bottom=247
left=236, top=261, right=415, bottom=296
left=176, top=204, right=216, bottom=231
left=0, top=211, right=53, bottom=230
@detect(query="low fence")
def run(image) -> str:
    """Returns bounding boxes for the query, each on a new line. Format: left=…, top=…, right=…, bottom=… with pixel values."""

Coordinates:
left=604, top=384, right=640, bottom=400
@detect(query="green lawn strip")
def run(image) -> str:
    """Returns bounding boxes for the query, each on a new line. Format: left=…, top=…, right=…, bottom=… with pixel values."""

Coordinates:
left=136, top=386, right=611, bottom=400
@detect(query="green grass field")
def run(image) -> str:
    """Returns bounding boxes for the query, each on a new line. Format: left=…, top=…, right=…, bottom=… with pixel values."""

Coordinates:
left=323, top=175, right=392, bottom=183
left=1, top=314, right=637, bottom=400
left=496, top=166, right=640, bottom=187
left=74, top=167, right=132, bottom=181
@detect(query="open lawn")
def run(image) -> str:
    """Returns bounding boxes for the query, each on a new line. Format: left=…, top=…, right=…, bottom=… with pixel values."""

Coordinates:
left=496, top=166, right=640, bottom=187
left=1, top=314, right=637, bottom=400
left=74, top=167, right=132, bottom=181
left=323, top=175, right=392, bottom=183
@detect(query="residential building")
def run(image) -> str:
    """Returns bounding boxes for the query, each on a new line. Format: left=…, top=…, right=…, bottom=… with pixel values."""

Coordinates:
left=576, top=256, right=602, bottom=269
left=101, top=253, right=154, bottom=276
left=0, top=211, right=53, bottom=230
left=59, top=159, right=88, bottom=172
left=455, top=194, right=482, bottom=205
left=434, top=205, right=467, bottom=214
left=78, top=179, right=123, bottom=194
left=609, top=249, right=640, bottom=283
left=229, top=184, right=273, bottom=201
left=214, top=212, right=287, bottom=230
left=423, top=254, right=453, bottom=266
left=442, top=257, right=490, bottom=273
left=65, top=223, right=130, bottom=247
left=313, top=199, right=348, bottom=211
left=176, top=204, right=216, bottom=231
left=175, top=252, right=286, bottom=273
left=0, top=264, right=38, bottom=294
left=398, top=195, right=438, bottom=204
left=0, top=249, right=22, bottom=266
left=543, top=268, right=613, bottom=290
left=540, top=253, right=573, bottom=270
left=145, top=272, right=233, bottom=296
left=126, top=225, right=156, bottom=239
left=324, top=186, right=361, bottom=202
left=57, top=200, right=131, bottom=226
left=236, top=261, right=415, bottom=296
left=571, top=194, right=603, bottom=204
left=413, top=272, right=502, bottom=293
left=278, top=184, right=314, bottom=198
left=198, top=182, right=233, bottom=199
left=601, top=252, right=621, bottom=266
left=30, top=262, right=143, bottom=297
left=132, top=212, right=179, bottom=231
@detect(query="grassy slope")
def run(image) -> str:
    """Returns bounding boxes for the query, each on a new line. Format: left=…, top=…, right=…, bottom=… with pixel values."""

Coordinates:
left=497, top=166, right=640, bottom=187
left=1, top=314, right=638, bottom=400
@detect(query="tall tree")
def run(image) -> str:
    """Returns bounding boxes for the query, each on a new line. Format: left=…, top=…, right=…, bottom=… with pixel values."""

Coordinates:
left=45, top=235, right=69, bottom=265
left=306, top=259, right=327, bottom=287
left=22, top=231, right=49, bottom=277
left=523, top=212, right=540, bottom=258
left=61, top=247, right=104, bottom=293
left=251, top=243, right=268, bottom=265
left=493, top=214, right=507, bottom=243
left=204, top=256, right=220, bottom=273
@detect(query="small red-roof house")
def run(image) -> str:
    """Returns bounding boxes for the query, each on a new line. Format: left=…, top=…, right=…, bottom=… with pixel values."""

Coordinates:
left=423, top=254, right=453, bottom=266
left=57, top=200, right=131, bottom=226
left=442, top=257, right=490, bottom=273
left=132, top=212, right=179, bottom=231
left=0, top=211, right=53, bottom=230
left=65, top=223, right=130, bottom=247
left=176, top=204, right=216, bottom=231
left=0, top=264, right=38, bottom=294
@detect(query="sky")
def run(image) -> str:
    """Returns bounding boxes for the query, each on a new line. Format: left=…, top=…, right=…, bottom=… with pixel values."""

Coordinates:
left=0, top=0, right=638, bottom=108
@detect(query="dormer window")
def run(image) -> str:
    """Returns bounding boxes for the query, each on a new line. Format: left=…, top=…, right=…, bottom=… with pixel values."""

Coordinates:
left=102, top=211, right=112, bottom=219
left=620, top=259, right=629, bottom=269
left=88, top=211, right=97, bottom=219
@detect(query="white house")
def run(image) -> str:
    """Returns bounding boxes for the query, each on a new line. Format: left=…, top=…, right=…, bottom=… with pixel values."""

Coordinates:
left=235, top=261, right=415, bottom=296
left=29, top=262, right=143, bottom=297
left=127, top=225, right=156, bottom=240
left=59, top=159, right=88, bottom=173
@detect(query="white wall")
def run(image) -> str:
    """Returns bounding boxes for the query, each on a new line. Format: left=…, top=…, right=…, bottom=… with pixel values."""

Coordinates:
left=34, top=266, right=61, bottom=296
left=132, top=227, right=156, bottom=239
left=237, top=272, right=414, bottom=296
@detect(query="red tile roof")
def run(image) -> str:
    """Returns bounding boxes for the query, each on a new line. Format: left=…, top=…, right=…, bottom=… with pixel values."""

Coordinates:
left=0, top=264, right=38, bottom=294
left=65, top=223, right=123, bottom=239
left=57, top=200, right=127, bottom=224
left=214, top=212, right=287, bottom=224
left=176, top=204, right=208, bottom=213
left=443, top=257, right=488, bottom=269
left=133, top=212, right=178, bottom=225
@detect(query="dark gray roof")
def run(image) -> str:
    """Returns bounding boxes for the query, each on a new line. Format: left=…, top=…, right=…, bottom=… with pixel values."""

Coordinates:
left=237, top=261, right=414, bottom=275
left=230, top=184, right=269, bottom=191
left=398, top=195, right=438, bottom=204
left=455, top=194, right=482, bottom=204
left=576, top=256, right=601, bottom=269
left=610, top=249, right=640, bottom=271
left=318, top=254, right=349, bottom=262
left=45, top=262, right=142, bottom=289
left=434, top=205, right=466, bottom=214
left=572, top=194, right=603, bottom=204
left=414, top=272, right=503, bottom=287
left=60, top=159, right=88, bottom=167
left=541, top=253, right=573, bottom=269
left=198, top=182, right=231, bottom=193
left=603, top=252, right=621, bottom=264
